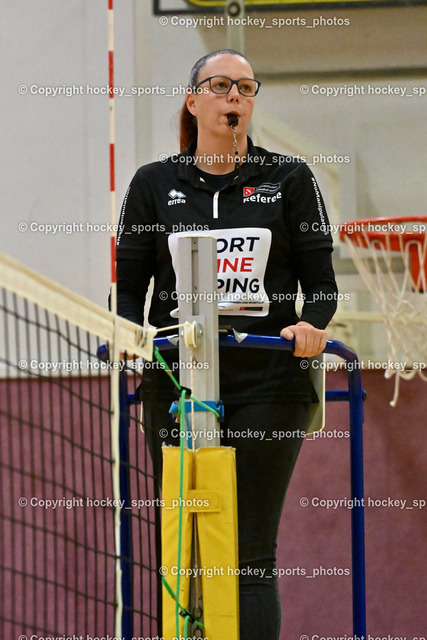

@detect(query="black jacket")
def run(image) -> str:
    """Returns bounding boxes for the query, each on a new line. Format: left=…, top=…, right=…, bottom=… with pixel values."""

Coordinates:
left=116, top=138, right=338, bottom=403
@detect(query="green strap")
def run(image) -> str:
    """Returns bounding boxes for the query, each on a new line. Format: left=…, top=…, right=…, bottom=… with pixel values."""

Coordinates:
left=153, top=346, right=181, bottom=390
left=161, top=575, right=204, bottom=631
left=175, top=388, right=186, bottom=637
left=155, top=347, right=210, bottom=637
left=154, top=347, right=220, bottom=419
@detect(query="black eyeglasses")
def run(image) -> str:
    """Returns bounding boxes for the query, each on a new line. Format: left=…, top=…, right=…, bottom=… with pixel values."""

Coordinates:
left=194, top=75, right=261, bottom=97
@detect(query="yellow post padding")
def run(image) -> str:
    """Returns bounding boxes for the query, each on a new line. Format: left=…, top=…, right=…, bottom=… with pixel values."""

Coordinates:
left=161, top=446, right=194, bottom=640
left=194, top=447, right=239, bottom=640
left=161, top=446, right=239, bottom=640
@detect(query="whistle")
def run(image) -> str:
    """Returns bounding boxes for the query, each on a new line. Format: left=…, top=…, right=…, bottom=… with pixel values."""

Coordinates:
left=227, top=113, right=238, bottom=127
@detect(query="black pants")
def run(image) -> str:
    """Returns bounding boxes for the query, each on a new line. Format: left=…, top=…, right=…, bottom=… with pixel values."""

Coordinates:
left=142, top=378, right=309, bottom=640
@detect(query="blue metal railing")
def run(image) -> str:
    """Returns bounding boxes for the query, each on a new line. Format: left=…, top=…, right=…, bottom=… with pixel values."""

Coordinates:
left=106, top=334, right=366, bottom=638
left=153, top=334, right=367, bottom=638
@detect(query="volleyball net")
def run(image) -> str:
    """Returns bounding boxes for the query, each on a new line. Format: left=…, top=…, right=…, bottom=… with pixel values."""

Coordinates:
left=0, top=247, right=368, bottom=640
left=0, top=252, right=159, bottom=638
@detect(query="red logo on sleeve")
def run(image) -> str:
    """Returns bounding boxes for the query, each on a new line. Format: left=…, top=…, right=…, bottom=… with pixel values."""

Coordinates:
left=243, top=187, right=255, bottom=197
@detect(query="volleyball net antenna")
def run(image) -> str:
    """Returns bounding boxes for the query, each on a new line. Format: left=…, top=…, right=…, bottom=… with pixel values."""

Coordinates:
left=0, top=252, right=158, bottom=638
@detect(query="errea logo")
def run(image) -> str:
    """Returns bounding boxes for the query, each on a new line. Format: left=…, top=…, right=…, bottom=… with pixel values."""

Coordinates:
left=168, top=189, right=186, bottom=206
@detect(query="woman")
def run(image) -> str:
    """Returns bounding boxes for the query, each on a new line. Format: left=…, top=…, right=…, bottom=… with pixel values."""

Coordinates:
left=117, top=49, right=338, bottom=640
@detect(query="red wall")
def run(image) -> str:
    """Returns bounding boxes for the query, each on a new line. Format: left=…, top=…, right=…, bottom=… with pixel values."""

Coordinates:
left=2, top=369, right=426, bottom=638
left=278, top=369, right=427, bottom=639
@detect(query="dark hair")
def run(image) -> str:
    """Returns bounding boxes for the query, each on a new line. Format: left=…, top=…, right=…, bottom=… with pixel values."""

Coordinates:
left=179, top=49, right=251, bottom=152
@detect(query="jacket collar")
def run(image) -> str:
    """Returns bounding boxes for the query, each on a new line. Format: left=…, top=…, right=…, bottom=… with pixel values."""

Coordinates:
left=175, top=137, right=265, bottom=189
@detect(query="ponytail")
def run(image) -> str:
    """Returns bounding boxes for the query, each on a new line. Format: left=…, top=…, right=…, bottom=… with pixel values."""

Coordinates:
left=179, top=100, right=197, bottom=152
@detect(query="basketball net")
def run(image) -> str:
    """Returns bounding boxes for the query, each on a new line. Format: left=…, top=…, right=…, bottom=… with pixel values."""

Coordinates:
left=340, top=217, right=427, bottom=406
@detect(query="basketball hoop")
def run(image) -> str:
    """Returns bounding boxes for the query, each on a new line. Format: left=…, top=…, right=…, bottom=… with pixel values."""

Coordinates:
left=340, top=216, right=427, bottom=406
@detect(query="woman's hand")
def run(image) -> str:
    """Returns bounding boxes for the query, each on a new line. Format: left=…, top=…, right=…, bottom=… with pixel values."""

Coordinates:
left=280, top=321, right=327, bottom=357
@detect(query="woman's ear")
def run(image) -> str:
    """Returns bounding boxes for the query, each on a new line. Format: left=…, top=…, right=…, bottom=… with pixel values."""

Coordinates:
left=186, top=91, right=197, bottom=117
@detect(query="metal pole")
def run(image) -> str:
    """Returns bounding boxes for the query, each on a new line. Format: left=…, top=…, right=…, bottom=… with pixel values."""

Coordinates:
left=176, top=235, right=220, bottom=447
left=324, top=342, right=367, bottom=637
left=98, top=344, right=133, bottom=638
left=347, top=368, right=367, bottom=636
left=119, top=368, right=133, bottom=639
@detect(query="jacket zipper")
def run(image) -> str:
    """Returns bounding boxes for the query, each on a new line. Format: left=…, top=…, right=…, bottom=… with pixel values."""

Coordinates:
left=213, top=191, right=219, bottom=219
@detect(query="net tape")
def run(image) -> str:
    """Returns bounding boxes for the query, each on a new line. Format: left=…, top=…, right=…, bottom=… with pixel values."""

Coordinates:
left=0, top=252, right=156, bottom=364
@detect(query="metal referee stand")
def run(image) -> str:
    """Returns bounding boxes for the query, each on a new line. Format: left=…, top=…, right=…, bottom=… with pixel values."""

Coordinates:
left=116, top=234, right=366, bottom=639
